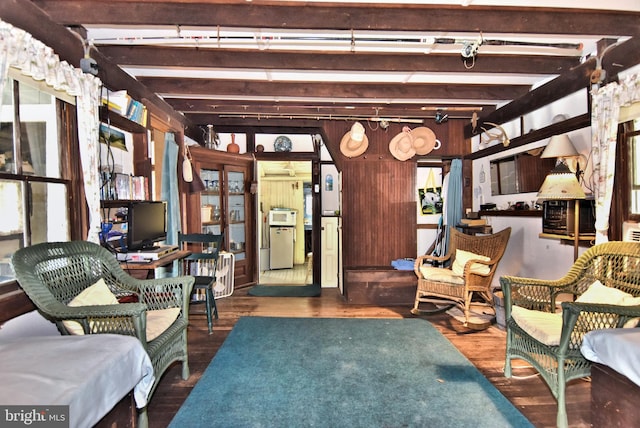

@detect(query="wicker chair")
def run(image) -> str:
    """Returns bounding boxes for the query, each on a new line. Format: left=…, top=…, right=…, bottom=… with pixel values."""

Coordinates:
left=412, top=226, right=511, bottom=326
left=11, top=240, right=194, bottom=428
left=501, top=241, right=640, bottom=428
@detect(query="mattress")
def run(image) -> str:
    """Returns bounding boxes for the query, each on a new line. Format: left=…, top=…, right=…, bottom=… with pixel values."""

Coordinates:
left=581, top=329, right=640, bottom=387
left=0, top=334, right=154, bottom=428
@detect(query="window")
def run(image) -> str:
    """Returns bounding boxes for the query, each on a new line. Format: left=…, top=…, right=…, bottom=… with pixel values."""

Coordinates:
left=628, top=119, right=640, bottom=216
left=0, top=73, right=73, bottom=283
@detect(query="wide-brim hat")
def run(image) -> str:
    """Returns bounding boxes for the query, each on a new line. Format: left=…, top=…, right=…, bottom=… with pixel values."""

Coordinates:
left=340, top=122, right=369, bottom=158
left=411, top=126, right=437, bottom=155
left=389, top=128, right=416, bottom=161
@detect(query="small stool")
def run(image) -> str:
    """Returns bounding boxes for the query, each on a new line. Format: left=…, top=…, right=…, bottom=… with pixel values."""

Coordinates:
left=305, top=252, right=313, bottom=284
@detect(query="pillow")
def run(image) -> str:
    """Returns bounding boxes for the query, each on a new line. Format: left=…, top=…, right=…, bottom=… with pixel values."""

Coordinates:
left=63, top=278, right=119, bottom=335
left=576, top=280, right=634, bottom=305
left=452, top=249, right=491, bottom=276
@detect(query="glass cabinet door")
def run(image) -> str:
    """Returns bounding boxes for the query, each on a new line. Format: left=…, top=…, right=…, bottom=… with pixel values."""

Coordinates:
left=200, top=168, right=222, bottom=235
left=226, top=170, right=246, bottom=260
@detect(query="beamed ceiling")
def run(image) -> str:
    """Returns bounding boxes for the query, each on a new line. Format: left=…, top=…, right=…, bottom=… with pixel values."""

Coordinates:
left=18, top=1, right=640, bottom=136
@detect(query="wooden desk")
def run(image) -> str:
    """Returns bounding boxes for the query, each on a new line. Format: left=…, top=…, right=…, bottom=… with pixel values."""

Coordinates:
left=120, top=250, right=190, bottom=279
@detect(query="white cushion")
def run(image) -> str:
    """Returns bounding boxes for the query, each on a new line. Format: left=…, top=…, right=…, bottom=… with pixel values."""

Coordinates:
left=63, top=278, right=119, bottom=335
left=511, top=305, right=563, bottom=346
left=146, top=307, right=181, bottom=341
left=452, top=249, right=491, bottom=276
left=576, top=280, right=634, bottom=305
left=419, top=266, right=464, bottom=285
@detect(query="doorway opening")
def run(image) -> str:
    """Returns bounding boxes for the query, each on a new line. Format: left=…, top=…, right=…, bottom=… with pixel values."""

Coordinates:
left=257, top=160, right=313, bottom=285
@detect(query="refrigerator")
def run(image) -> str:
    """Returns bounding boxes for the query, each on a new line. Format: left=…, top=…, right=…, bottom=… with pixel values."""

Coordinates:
left=270, top=227, right=294, bottom=269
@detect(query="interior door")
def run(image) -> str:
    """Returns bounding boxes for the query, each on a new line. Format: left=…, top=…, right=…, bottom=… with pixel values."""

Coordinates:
left=321, top=216, right=339, bottom=287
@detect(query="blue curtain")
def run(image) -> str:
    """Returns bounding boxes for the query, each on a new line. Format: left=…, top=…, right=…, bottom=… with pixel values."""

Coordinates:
left=443, top=159, right=463, bottom=255
left=162, top=133, right=180, bottom=246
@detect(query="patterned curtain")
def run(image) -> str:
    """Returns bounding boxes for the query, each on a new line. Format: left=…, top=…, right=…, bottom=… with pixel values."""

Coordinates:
left=0, top=19, right=103, bottom=242
left=591, top=74, right=640, bottom=244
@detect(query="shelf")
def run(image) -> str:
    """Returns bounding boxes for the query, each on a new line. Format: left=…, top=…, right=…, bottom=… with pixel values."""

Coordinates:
left=539, top=233, right=595, bottom=242
left=99, top=107, right=147, bottom=134
left=480, top=209, right=542, bottom=217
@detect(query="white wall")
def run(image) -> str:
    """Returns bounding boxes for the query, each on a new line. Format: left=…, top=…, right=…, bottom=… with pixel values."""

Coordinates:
left=471, top=89, right=593, bottom=286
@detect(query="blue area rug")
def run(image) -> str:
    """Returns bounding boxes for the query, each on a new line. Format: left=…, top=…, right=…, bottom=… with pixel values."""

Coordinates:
left=169, top=317, right=532, bottom=428
left=248, top=283, right=321, bottom=297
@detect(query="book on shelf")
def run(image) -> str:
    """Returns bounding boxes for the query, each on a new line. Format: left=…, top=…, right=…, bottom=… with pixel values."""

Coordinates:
left=460, top=218, right=487, bottom=226
left=102, top=88, right=131, bottom=116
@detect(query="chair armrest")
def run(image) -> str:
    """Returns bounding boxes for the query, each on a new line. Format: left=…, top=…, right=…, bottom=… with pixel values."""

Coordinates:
left=558, top=302, right=640, bottom=352
left=414, top=253, right=452, bottom=276
left=137, top=276, right=195, bottom=312
left=501, top=276, right=572, bottom=318
left=44, top=301, right=148, bottom=339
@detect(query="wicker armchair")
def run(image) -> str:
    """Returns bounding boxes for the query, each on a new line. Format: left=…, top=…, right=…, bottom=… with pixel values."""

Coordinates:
left=412, top=226, right=511, bottom=326
left=11, top=240, right=194, bottom=428
left=501, top=241, right=640, bottom=428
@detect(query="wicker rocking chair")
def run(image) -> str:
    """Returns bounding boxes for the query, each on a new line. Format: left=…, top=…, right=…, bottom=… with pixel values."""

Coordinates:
left=501, top=241, right=640, bottom=428
left=412, top=226, right=511, bottom=326
left=11, top=240, right=195, bottom=428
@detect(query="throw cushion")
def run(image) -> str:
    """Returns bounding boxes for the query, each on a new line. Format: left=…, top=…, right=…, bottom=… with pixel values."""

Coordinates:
left=576, top=280, right=635, bottom=305
left=511, top=305, right=563, bottom=346
left=146, top=307, right=181, bottom=341
left=419, top=266, right=464, bottom=285
left=452, top=249, right=491, bottom=276
left=63, top=278, right=119, bottom=335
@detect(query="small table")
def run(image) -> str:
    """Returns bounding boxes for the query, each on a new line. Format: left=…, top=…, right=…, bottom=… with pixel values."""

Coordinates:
left=120, top=250, right=190, bottom=279
left=457, top=224, right=493, bottom=235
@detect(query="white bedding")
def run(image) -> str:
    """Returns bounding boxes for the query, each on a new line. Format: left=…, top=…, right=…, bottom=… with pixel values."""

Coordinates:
left=0, top=334, right=154, bottom=428
left=581, top=329, right=640, bottom=387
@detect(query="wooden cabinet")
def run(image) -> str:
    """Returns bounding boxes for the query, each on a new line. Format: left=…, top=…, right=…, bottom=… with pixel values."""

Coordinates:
left=185, top=146, right=254, bottom=287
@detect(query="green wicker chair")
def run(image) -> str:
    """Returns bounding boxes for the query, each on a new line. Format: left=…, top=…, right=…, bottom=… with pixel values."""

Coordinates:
left=11, top=240, right=194, bottom=428
left=412, top=226, right=511, bottom=326
left=501, top=241, right=640, bottom=428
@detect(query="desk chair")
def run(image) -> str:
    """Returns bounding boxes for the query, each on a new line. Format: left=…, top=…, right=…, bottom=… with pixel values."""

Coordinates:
left=178, top=232, right=224, bottom=334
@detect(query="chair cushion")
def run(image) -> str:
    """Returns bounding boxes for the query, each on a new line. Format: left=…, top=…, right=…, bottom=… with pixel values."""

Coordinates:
left=419, top=266, right=464, bottom=285
left=146, top=307, right=181, bottom=341
left=511, top=305, right=563, bottom=346
left=63, top=278, right=119, bottom=335
left=452, top=249, right=491, bottom=276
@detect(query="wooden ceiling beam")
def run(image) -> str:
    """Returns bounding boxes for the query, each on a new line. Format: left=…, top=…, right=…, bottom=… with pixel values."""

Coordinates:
left=99, top=46, right=580, bottom=75
left=32, top=2, right=640, bottom=36
left=140, top=77, right=530, bottom=101
left=464, top=36, right=640, bottom=137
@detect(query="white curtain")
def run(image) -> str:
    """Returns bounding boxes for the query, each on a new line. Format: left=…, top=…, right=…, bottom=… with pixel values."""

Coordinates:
left=0, top=19, right=103, bottom=242
left=591, top=74, right=640, bottom=244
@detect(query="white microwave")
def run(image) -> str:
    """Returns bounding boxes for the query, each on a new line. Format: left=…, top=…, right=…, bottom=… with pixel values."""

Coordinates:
left=269, top=209, right=297, bottom=226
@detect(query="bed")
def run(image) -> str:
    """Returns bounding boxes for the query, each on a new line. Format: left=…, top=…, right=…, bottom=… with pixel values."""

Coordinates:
left=0, top=312, right=154, bottom=428
left=580, top=329, right=640, bottom=427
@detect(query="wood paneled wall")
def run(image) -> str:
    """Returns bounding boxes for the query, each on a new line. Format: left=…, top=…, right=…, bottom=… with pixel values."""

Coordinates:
left=341, top=159, right=417, bottom=267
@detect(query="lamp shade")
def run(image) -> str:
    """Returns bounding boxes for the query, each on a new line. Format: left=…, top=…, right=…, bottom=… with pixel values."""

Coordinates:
left=540, top=134, right=579, bottom=159
left=537, top=162, right=586, bottom=200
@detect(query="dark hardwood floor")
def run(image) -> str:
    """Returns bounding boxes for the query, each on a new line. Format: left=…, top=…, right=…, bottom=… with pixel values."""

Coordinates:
left=148, top=287, right=591, bottom=428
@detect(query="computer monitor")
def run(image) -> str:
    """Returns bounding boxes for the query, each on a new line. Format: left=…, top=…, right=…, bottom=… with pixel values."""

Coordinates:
left=126, top=201, right=167, bottom=251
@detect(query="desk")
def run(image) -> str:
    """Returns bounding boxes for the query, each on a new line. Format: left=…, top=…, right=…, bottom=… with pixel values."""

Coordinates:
left=120, top=250, right=190, bottom=279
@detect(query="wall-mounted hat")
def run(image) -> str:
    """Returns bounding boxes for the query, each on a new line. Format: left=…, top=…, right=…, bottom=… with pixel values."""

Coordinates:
left=410, top=126, right=437, bottom=155
left=340, top=122, right=369, bottom=158
left=389, top=127, right=416, bottom=161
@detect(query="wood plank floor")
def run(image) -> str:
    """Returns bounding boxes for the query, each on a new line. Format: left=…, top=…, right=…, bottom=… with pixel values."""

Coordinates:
left=148, top=287, right=591, bottom=428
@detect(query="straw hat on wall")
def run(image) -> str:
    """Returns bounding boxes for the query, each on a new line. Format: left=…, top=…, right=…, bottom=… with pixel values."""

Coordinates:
left=340, top=122, right=369, bottom=158
left=389, top=127, right=417, bottom=161
left=410, top=126, right=437, bottom=155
